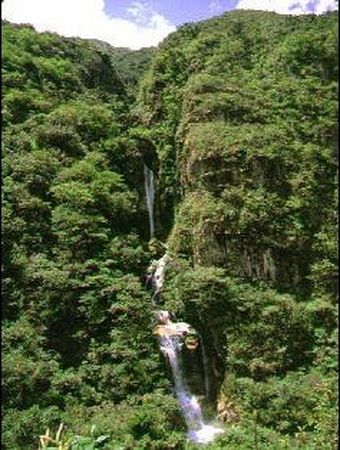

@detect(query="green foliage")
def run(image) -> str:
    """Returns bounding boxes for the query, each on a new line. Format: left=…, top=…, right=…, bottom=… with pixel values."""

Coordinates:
left=143, top=13, right=338, bottom=447
left=95, top=44, right=156, bottom=96
left=2, top=9, right=338, bottom=450
left=139, top=11, right=337, bottom=292
left=163, top=265, right=328, bottom=378
left=2, top=20, right=163, bottom=450
left=2, top=317, right=60, bottom=410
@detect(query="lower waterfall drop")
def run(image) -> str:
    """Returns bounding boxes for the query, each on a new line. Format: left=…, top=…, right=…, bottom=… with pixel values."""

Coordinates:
left=149, top=254, right=224, bottom=444
left=159, top=332, right=223, bottom=444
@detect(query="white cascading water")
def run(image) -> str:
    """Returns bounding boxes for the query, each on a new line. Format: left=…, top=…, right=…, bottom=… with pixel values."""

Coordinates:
left=150, top=255, right=224, bottom=444
left=152, top=253, right=168, bottom=294
left=144, top=164, right=155, bottom=238
left=160, top=335, right=204, bottom=428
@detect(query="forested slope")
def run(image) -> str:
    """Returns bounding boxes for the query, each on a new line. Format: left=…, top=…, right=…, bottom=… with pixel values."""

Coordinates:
left=2, top=21, right=183, bottom=450
left=2, top=10, right=338, bottom=450
left=86, top=40, right=155, bottom=95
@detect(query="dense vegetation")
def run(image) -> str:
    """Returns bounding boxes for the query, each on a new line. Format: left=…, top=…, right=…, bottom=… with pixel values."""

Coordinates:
left=2, top=9, right=338, bottom=450
left=87, top=39, right=155, bottom=96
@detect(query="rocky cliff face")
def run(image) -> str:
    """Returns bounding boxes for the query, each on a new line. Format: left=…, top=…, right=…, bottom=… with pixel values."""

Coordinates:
left=140, top=10, right=337, bottom=292
left=139, top=9, right=338, bottom=410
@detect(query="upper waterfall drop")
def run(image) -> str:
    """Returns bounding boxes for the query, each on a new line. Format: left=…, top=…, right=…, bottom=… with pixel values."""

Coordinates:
left=144, top=164, right=155, bottom=238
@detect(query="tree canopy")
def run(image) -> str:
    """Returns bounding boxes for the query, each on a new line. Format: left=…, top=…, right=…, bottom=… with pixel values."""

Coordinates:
left=2, top=10, right=338, bottom=449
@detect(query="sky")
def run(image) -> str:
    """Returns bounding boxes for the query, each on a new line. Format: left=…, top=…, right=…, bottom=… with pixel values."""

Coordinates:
left=2, top=0, right=338, bottom=49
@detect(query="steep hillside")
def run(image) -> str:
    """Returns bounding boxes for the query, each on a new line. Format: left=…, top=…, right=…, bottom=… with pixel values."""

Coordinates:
left=2, top=20, right=184, bottom=450
left=139, top=12, right=337, bottom=295
left=137, top=9, right=338, bottom=449
left=2, top=10, right=338, bottom=450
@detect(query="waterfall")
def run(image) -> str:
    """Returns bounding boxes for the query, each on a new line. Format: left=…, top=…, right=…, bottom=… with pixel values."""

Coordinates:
left=146, top=253, right=169, bottom=303
left=144, top=164, right=155, bottom=238
left=152, top=253, right=168, bottom=295
left=149, top=255, right=224, bottom=444
left=160, top=335, right=204, bottom=429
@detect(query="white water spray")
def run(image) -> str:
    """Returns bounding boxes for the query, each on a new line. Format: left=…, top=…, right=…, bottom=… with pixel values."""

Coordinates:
left=144, top=164, right=155, bottom=238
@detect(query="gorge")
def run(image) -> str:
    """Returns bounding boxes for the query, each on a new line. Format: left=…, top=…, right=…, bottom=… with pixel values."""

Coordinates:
left=2, top=9, right=338, bottom=450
